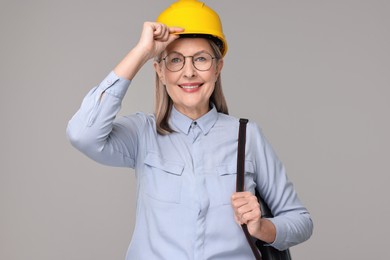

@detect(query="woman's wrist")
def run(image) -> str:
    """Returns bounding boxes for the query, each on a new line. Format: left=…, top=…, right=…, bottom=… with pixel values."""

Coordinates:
left=254, top=218, right=277, bottom=244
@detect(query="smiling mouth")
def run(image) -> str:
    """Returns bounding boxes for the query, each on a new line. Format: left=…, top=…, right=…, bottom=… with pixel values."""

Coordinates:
left=179, top=83, right=204, bottom=89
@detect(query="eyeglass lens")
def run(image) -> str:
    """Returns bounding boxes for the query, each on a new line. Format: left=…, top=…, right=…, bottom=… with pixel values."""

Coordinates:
left=164, top=52, right=214, bottom=72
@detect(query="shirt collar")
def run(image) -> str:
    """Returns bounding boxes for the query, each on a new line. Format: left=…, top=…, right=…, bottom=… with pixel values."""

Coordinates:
left=170, top=104, right=218, bottom=135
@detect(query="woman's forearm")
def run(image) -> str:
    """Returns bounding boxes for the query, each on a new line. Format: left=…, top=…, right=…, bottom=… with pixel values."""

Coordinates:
left=114, top=45, right=150, bottom=80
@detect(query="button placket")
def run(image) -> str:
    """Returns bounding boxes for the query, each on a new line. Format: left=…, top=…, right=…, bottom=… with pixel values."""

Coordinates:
left=191, top=122, right=202, bottom=142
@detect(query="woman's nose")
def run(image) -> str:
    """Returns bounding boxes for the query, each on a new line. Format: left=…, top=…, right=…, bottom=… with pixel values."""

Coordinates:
left=182, top=57, right=196, bottom=78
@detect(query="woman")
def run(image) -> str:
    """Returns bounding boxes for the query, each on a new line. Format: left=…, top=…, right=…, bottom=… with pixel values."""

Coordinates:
left=67, top=0, right=313, bottom=259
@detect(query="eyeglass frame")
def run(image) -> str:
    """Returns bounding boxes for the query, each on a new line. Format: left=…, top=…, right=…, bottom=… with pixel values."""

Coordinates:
left=159, top=51, right=218, bottom=72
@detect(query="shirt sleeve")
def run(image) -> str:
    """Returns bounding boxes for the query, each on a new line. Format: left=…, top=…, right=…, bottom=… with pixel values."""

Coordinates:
left=247, top=122, right=313, bottom=250
left=66, top=71, right=142, bottom=168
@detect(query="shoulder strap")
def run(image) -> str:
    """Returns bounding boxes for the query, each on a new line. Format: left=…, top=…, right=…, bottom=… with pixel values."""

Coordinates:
left=236, top=118, right=248, bottom=192
left=236, top=118, right=262, bottom=260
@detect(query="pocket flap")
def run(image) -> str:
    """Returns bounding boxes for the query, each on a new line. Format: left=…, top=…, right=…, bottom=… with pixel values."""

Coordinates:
left=144, top=153, right=184, bottom=176
left=217, top=161, right=255, bottom=176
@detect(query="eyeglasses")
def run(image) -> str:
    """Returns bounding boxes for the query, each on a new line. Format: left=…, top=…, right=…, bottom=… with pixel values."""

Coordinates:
left=160, top=52, right=217, bottom=72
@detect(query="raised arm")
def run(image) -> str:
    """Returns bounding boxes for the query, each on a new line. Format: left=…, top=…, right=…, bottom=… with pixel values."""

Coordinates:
left=66, top=23, right=183, bottom=167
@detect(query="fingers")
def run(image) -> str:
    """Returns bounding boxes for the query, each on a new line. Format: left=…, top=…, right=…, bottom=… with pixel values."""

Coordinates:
left=231, top=191, right=255, bottom=208
left=231, top=191, right=254, bottom=200
left=137, top=22, right=184, bottom=59
left=152, top=23, right=169, bottom=41
left=239, top=206, right=261, bottom=224
left=169, top=26, right=185, bottom=34
left=231, top=192, right=261, bottom=225
left=152, top=23, right=184, bottom=42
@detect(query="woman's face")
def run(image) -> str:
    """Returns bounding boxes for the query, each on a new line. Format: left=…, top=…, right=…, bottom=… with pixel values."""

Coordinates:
left=154, top=38, right=223, bottom=119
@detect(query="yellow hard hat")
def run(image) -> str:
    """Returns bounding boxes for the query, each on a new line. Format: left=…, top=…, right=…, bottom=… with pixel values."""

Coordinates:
left=156, top=0, right=228, bottom=56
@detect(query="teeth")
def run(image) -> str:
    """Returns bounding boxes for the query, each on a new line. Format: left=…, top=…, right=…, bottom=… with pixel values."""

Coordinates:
left=181, top=85, right=199, bottom=89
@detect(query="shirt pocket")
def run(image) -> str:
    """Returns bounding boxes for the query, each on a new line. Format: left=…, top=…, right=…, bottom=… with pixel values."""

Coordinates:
left=217, top=161, right=256, bottom=205
left=143, top=152, right=184, bottom=204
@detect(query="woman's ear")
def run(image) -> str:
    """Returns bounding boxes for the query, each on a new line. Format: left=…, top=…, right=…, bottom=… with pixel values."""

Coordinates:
left=153, top=61, right=165, bottom=84
left=216, top=58, right=224, bottom=78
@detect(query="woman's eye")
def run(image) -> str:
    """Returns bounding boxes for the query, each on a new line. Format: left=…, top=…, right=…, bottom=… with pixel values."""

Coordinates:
left=170, top=57, right=182, bottom=63
left=194, top=56, right=207, bottom=62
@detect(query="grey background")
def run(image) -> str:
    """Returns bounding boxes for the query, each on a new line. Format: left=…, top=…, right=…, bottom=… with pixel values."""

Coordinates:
left=1, top=0, right=389, bottom=259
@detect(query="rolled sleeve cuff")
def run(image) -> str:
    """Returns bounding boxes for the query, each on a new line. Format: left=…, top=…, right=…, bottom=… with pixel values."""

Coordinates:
left=267, top=216, right=289, bottom=251
left=95, top=71, right=131, bottom=99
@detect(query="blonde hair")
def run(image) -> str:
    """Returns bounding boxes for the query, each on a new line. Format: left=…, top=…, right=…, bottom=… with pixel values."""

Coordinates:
left=154, top=39, right=229, bottom=135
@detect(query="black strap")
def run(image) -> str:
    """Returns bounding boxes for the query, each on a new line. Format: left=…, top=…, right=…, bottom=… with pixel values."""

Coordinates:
left=236, top=118, right=262, bottom=260
left=236, top=118, right=248, bottom=193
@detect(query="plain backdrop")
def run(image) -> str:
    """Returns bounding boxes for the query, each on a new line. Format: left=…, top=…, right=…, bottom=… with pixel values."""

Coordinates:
left=1, top=0, right=389, bottom=259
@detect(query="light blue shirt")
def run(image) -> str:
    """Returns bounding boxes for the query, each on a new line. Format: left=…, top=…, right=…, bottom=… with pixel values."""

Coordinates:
left=67, top=71, right=313, bottom=260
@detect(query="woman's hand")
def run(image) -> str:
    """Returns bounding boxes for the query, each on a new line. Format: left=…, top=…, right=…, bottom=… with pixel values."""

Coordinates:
left=231, top=191, right=276, bottom=243
left=136, top=22, right=184, bottom=60
left=231, top=191, right=262, bottom=232
left=114, top=22, right=183, bottom=80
